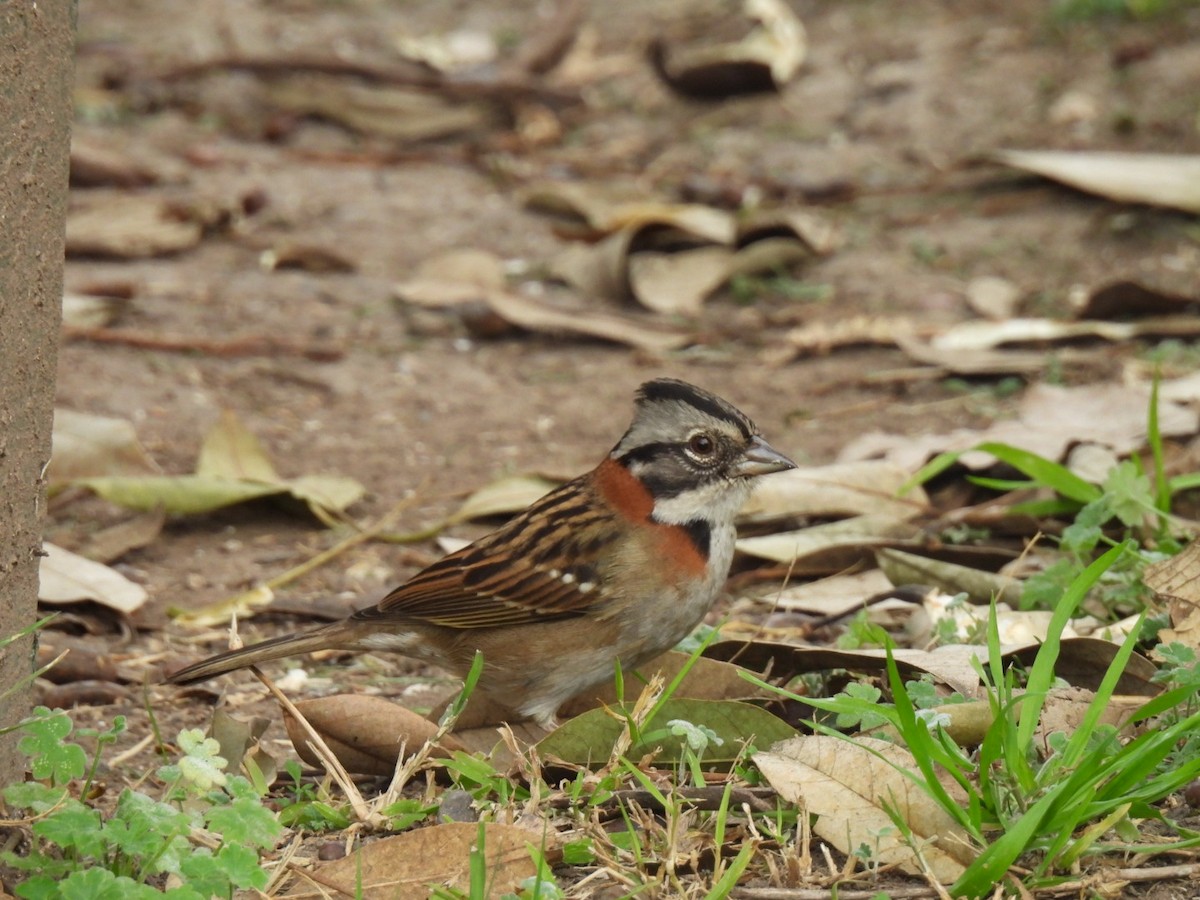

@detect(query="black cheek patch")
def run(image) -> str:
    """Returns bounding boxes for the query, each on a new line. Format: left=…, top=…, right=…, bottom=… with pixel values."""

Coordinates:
left=679, top=518, right=711, bottom=558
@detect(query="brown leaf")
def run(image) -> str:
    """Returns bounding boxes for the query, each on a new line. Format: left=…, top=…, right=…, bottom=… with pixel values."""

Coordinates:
left=61, top=292, right=127, bottom=329
left=284, top=695, right=464, bottom=776
left=739, top=461, right=929, bottom=524
left=260, top=240, right=357, bottom=273
left=991, top=149, right=1200, bottom=214
left=294, top=822, right=540, bottom=899
left=263, top=76, right=495, bottom=141
left=649, top=0, right=807, bottom=100
left=75, top=509, right=166, bottom=564
left=49, top=409, right=160, bottom=484
left=1145, top=541, right=1200, bottom=653
left=395, top=271, right=691, bottom=352
left=841, top=380, right=1200, bottom=472
left=755, top=736, right=973, bottom=883
left=39, top=542, right=148, bottom=614
left=1077, top=280, right=1200, bottom=320
left=66, top=194, right=204, bottom=258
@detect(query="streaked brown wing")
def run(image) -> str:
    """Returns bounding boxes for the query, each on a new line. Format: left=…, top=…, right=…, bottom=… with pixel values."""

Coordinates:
left=350, top=477, right=618, bottom=630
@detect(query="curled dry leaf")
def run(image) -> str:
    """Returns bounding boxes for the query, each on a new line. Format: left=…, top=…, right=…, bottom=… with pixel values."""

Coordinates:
left=395, top=251, right=691, bottom=352
left=991, top=149, right=1200, bottom=215
left=525, top=181, right=736, bottom=241
left=49, top=409, right=159, bottom=484
left=211, top=707, right=278, bottom=787
left=260, top=240, right=357, bottom=273
left=66, top=193, right=204, bottom=258
left=298, top=822, right=539, bottom=900
left=39, top=542, right=148, bottom=615
left=708, top=637, right=1158, bottom=699
left=755, top=735, right=973, bottom=883
left=37, top=638, right=123, bottom=685
left=1076, top=279, right=1200, bottom=320
left=927, top=316, right=1200, bottom=351
left=263, top=76, right=495, bottom=141
left=61, top=292, right=127, bottom=329
left=648, top=0, right=807, bottom=99
left=284, top=694, right=464, bottom=777
left=785, top=314, right=918, bottom=356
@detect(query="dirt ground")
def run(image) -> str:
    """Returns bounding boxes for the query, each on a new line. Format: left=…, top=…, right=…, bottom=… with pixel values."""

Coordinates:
left=40, top=0, right=1200, bottom=894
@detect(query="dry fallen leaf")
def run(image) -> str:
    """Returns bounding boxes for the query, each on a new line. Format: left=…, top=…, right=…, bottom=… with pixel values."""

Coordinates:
left=264, top=76, right=495, bottom=142
left=66, top=194, right=204, bottom=258
left=752, top=569, right=898, bottom=617
left=965, top=275, right=1022, bottom=320
left=294, top=822, right=539, bottom=899
left=77, top=410, right=365, bottom=521
left=739, top=460, right=929, bottom=524
left=649, top=0, right=807, bottom=99
left=61, top=292, right=127, bottom=329
left=735, top=514, right=924, bottom=572
left=49, top=409, right=160, bottom=484
left=841, top=380, right=1200, bottom=472
left=992, top=149, right=1200, bottom=215
left=1145, top=541, right=1200, bottom=653
left=395, top=267, right=691, bottom=352
left=284, top=695, right=463, bottom=776
left=39, top=542, right=148, bottom=615
left=755, top=735, right=973, bottom=883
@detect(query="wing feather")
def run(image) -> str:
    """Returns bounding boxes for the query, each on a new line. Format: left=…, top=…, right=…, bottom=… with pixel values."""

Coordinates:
left=349, top=476, right=616, bottom=630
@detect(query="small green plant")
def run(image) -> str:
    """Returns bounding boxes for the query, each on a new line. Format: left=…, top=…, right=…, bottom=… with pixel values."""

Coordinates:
left=728, top=272, right=832, bottom=305
left=276, top=759, right=352, bottom=831
left=906, top=379, right=1192, bottom=617
left=748, top=546, right=1200, bottom=895
left=3, top=708, right=282, bottom=899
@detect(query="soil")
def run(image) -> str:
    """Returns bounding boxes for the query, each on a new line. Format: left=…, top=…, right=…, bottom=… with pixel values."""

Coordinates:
left=37, top=0, right=1200, bottom=894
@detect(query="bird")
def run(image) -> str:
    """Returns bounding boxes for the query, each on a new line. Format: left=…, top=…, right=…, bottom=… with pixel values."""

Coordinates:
left=166, top=378, right=796, bottom=729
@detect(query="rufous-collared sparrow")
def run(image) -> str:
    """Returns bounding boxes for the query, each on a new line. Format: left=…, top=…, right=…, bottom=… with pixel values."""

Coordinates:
left=167, top=378, right=796, bottom=728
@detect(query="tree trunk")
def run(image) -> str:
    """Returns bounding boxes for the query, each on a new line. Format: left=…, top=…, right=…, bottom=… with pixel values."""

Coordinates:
left=0, top=1, right=76, bottom=786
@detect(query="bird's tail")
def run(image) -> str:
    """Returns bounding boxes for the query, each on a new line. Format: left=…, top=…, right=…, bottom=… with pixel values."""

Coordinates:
left=165, top=622, right=357, bottom=685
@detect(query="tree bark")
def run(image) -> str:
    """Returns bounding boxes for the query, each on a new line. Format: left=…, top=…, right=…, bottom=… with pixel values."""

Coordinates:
left=0, top=1, right=76, bottom=786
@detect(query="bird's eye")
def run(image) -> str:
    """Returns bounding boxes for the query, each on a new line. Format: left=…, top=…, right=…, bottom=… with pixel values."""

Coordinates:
left=688, top=433, right=716, bottom=456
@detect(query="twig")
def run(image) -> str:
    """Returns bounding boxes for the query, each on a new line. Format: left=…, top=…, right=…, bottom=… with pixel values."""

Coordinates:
left=250, top=664, right=374, bottom=825
left=150, top=54, right=581, bottom=108
left=62, top=326, right=344, bottom=361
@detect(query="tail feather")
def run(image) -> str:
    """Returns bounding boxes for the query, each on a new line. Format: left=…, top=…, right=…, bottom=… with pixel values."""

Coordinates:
left=166, top=624, right=354, bottom=685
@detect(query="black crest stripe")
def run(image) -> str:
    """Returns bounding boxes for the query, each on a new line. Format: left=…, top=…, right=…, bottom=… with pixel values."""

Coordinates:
left=636, top=379, right=753, bottom=439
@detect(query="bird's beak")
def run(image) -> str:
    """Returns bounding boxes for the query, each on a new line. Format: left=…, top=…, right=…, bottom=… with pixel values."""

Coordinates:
left=736, top=435, right=797, bottom=477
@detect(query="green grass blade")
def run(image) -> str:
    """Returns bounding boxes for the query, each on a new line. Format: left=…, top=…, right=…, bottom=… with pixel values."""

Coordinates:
left=1018, top=543, right=1126, bottom=749
left=971, top=443, right=1102, bottom=504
